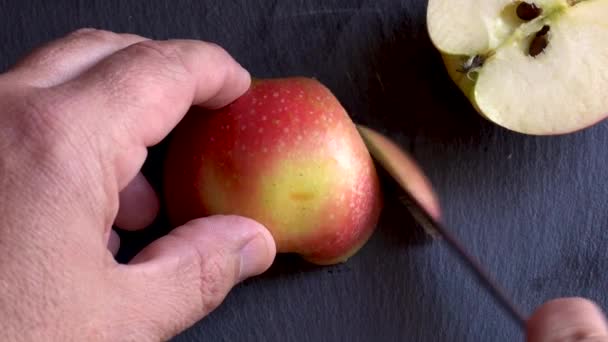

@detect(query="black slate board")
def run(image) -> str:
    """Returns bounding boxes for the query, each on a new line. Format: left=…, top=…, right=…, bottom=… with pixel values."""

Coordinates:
left=1, top=0, right=607, bottom=341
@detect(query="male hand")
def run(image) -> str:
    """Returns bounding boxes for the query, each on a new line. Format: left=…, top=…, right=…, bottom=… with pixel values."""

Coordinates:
left=0, top=28, right=276, bottom=341
left=1, top=28, right=606, bottom=342
left=527, top=297, right=608, bottom=342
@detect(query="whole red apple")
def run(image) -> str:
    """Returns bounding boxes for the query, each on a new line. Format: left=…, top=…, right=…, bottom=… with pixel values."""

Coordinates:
left=162, top=77, right=382, bottom=265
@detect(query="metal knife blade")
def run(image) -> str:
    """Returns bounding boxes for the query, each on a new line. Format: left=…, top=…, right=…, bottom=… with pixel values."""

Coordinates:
left=356, top=124, right=527, bottom=330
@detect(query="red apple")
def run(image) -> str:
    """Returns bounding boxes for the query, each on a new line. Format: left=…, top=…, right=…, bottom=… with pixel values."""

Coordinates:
left=162, top=77, right=382, bottom=265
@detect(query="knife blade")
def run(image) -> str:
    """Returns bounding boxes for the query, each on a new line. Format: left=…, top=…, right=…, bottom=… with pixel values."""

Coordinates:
left=356, top=124, right=527, bottom=330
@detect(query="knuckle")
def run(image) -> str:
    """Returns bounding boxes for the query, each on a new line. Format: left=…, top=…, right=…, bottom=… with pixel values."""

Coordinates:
left=169, top=232, right=237, bottom=315
left=201, top=41, right=230, bottom=59
left=68, top=28, right=120, bottom=44
left=126, top=40, right=185, bottom=70
left=190, top=247, right=235, bottom=312
left=121, top=40, right=191, bottom=85
left=0, top=90, right=83, bottom=187
left=12, top=29, right=122, bottom=74
left=12, top=89, right=86, bottom=161
left=196, top=41, right=233, bottom=74
left=18, top=89, right=69, bottom=141
left=196, top=252, right=233, bottom=313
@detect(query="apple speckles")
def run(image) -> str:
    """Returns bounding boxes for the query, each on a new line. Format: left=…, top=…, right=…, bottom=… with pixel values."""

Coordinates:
left=164, top=78, right=382, bottom=264
left=273, top=92, right=279, bottom=97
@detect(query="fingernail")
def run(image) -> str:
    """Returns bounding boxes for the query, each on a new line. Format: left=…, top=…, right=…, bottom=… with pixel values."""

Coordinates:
left=238, top=232, right=274, bottom=281
left=108, top=229, right=121, bottom=256
left=74, top=27, right=98, bottom=34
left=236, top=66, right=252, bottom=90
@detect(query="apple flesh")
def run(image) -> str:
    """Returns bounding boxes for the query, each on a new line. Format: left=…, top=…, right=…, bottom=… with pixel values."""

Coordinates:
left=427, top=0, right=608, bottom=135
left=162, top=77, right=383, bottom=265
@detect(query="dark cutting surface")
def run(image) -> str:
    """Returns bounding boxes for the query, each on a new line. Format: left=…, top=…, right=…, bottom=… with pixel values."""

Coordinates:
left=1, top=0, right=607, bottom=341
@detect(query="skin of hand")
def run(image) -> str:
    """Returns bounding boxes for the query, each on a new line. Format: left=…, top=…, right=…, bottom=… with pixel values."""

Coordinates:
left=527, top=298, right=608, bottom=342
left=0, top=28, right=276, bottom=341
left=0, top=28, right=606, bottom=342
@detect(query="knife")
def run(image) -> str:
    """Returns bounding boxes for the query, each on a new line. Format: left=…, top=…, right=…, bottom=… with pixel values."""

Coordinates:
left=356, top=125, right=527, bottom=330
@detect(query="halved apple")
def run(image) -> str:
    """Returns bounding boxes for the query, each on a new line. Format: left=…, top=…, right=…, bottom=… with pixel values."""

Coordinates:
left=427, top=0, right=608, bottom=135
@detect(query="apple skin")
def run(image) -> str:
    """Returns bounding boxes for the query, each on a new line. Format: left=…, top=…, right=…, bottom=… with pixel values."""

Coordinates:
left=162, top=77, right=383, bottom=265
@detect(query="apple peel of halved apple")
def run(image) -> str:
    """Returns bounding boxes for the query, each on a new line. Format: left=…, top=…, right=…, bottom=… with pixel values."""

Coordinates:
left=427, top=0, right=608, bottom=135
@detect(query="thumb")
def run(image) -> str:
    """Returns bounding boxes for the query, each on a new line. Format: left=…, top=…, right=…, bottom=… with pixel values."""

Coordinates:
left=115, top=215, right=276, bottom=341
left=527, top=297, right=608, bottom=342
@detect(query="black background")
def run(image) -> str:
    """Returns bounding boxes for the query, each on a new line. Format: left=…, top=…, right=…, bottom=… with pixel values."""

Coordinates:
left=2, top=1, right=607, bottom=341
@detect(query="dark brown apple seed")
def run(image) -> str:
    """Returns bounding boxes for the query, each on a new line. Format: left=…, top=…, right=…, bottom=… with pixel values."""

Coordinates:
left=529, top=26, right=550, bottom=57
left=516, top=2, right=542, bottom=21
left=537, top=25, right=550, bottom=36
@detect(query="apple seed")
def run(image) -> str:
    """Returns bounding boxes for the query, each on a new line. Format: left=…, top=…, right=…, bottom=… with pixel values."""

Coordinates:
left=536, top=25, right=550, bottom=37
left=516, top=2, right=542, bottom=21
left=529, top=25, right=550, bottom=57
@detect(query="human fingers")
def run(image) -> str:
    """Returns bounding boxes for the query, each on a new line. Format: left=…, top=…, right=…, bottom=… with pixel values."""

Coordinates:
left=3, top=29, right=162, bottom=231
left=111, top=215, right=275, bottom=341
left=107, top=229, right=121, bottom=256
left=6, top=28, right=147, bottom=87
left=51, top=38, right=250, bottom=190
left=527, top=297, right=608, bottom=342
left=114, top=172, right=159, bottom=230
